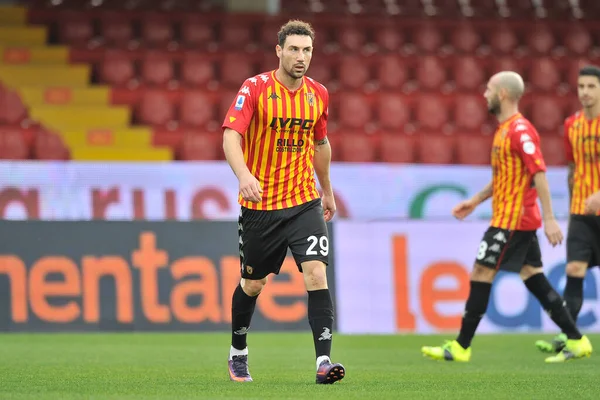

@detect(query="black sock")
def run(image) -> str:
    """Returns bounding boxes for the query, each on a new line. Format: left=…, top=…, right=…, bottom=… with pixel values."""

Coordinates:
left=564, top=276, right=584, bottom=322
left=456, top=281, right=492, bottom=349
left=308, top=289, right=334, bottom=360
left=524, top=274, right=582, bottom=340
left=231, top=284, right=258, bottom=350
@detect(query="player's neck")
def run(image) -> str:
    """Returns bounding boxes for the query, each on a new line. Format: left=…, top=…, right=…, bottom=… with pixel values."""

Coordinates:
left=497, top=106, right=519, bottom=124
left=275, top=68, right=303, bottom=91
left=583, top=105, right=600, bottom=121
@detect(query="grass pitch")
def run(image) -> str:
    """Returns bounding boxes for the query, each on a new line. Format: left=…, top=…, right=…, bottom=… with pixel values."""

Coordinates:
left=1, top=333, right=599, bottom=399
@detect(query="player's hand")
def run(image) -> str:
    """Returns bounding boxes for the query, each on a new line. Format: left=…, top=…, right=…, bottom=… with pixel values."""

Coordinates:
left=452, top=199, right=477, bottom=220
left=584, top=191, right=600, bottom=215
left=543, top=218, right=563, bottom=247
left=321, top=194, right=336, bottom=222
left=239, top=172, right=263, bottom=203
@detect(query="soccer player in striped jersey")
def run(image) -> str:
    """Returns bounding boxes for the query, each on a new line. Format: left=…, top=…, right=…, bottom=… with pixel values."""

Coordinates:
left=222, top=20, right=344, bottom=384
left=536, top=65, right=600, bottom=355
left=421, top=71, right=592, bottom=363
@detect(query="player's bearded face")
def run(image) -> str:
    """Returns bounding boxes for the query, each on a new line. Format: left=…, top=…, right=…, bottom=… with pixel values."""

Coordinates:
left=487, top=92, right=501, bottom=115
left=278, top=35, right=313, bottom=80
left=578, top=76, right=600, bottom=109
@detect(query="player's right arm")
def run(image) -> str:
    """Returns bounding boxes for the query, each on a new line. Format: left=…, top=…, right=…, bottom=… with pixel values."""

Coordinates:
left=452, top=180, right=492, bottom=220
left=223, top=128, right=262, bottom=203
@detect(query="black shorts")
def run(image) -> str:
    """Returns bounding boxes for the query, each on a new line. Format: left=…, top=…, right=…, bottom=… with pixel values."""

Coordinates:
left=567, top=214, right=600, bottom=268
left=475, top=226, right=542, bottom=272
left=238, top=199, right=329, bottom=279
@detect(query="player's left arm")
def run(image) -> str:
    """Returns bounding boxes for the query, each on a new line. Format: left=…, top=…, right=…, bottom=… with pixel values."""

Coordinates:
left=512, top=128, right=563, bottom=245
left=313, top=91, right=335, bottom=221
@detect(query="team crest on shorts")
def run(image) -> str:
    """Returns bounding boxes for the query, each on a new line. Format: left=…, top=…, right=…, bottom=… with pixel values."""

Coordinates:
left=306, top=92, right=314, bottom=106
left=246, top=265, right=253, bottom=275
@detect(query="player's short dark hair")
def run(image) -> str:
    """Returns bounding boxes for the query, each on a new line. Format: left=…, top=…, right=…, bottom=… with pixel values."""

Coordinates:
left=277, top=20, right=315, bottom=47
left=579, top=65, right=600, bottom=83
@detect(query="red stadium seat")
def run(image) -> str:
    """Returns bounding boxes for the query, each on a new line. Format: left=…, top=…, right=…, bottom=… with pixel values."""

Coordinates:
left=0, top=87, right=28, bottom=125
left=489, top=57, right=525, bottom=76
left=137, top=90, right=176, bottom=126
left=219, top=18, right=255, bottom=50
left=339, top=56, right=370, bottom=89
left=374, top=26, right=404, bottom=52
left=454, top=94, right=487, bottom=131
left=415, top=56, right=446, bottom=90
left=180, top=91, right=215, bottom=129
left=99, top=13, right=135, bottom=48
left=530, top=96, right=565, bottom=133
left=415, top=94, right=449, bottom=131
left=219, top=53, right=256, bottom=89
left=528, top=57, right=561, bottom=92
left=417, top=134, right=455, bottom=164
left=379, top=133, right=417, bottom=163
left=540, top=135, right=567, bottom=166
left=99, top=50, right=136, bottom=87
left=0, top=128, right=29, bottom=160
left=489, top=25, right=519, bottom=54
left=455, top=134, right=493, bottom=165
left=413, top=23, right=444, bottom=53
left=181, top=15, right=217, bottom=48
left=141, top=14, right=174, bottom=48
left=338, top=133, right=378, bottom=162
left=453, top=56, right=485, bottom=90
left=335, top=26, right=367, bottom=52
left=57, top=12, right=94, bottom=47
left=178, top=132, right=221, bottom=161
left=219, top=90, right=239, bottom=121
left=563, top=26, right=592, bottom=56
left=33, top=131, right=70, bottom=160
left=376, top=93, right=411, bottom=131
left=377, top=55, right=408, bottom=90
left=338, top=93, right=372, bottom=130
left=140, top=51, right=175, bottom=87
left=566, top=58, right=593, bottom=87
left=451, top=22, right=482, bottom=53
left=526, top=23, right=556, bottom=55
left=306, top=60, right=334, bottom=86
left=181, top=53, right=217, bottom=88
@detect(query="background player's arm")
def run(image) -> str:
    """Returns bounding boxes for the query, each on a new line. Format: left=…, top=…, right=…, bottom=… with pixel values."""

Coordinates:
left=223, top=128, right=262, bottom=203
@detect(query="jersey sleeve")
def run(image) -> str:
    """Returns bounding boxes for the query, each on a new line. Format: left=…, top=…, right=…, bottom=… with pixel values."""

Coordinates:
left=510, top=122, right=547, bottom=175
left=313, top=87, right=329, bottom=141
left=564, top=119, right=574, bottom=163
left=221, top=79, right=257, bottom=135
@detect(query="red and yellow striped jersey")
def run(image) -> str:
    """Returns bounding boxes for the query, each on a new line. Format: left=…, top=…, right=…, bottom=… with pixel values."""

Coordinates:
left=222, top=71, right=329, bottom=210
left=564, top=111, right=600, bottom=215
left=490, top=113, right=547, bottom=230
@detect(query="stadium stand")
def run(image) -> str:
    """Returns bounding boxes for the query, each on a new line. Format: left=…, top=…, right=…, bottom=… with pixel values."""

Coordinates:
left=0, top=0, right=599, bottom=163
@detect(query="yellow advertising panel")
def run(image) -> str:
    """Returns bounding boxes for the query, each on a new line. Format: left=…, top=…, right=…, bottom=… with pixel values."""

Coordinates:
left=29, top=106, right=130, bottom=130
left=70, top=146, right=172, bottom=161
left=0, top=26, right=47, bottom=46
left=0, top=65, right=90, bottom=87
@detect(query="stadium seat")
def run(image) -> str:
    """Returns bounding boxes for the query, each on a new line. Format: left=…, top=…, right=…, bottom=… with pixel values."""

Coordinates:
left=306, top=59, right=334, bottom=86
left=526, top=23, right=556, bottom=55
left=99, top=12, right=135, bottom=48
left=563, top=25, right=592, bottom=56
left=417, top=134, right=455, bottom=164
left=376, top=93, right=411, bottom=131
left=415, top=56, right=446, bottom=90
left=219, top=18, right=255, bottom=50
left=455, top=134, right=493, bottom=165
left=530, top=96, right=565, bottom=134
left=99, top=50, right=137, bottom=87
left=0, top=127, right=29, bottom=160
left=181, top=52, right=216, bottom=88
left=451, top=22, right=482, bottom=53
left=453, top=56, right=485, bottom=91
left=56, top=11, right=94, bottom=48
left=489, top=24, right=519, bottom=54
left=219, top=53, right=256, bottom=89
left=335, top=25, right=367, bottom=52
left=141, top=14, right=175, bottom=48
left=489, top=57, right=525, bottom=76
left=338, top=133, right=378, bottom=162
left=454, top=94, right=487, bottom=131
left=413, top=23, right=443, bottom=53
left=0, top=87, right=29, bottom=125
left=181, top=15, right=217, bottom=48
left=415, top=94, right=449, bottom=131
left=140, top=51, right=176, bottom=87
left=339, top=56, right=370, bottom=89
left=377, top=55, right=408, bottom=90
left=374, top=25, right=404, bottom=52
left=540, top=135, right=566, bottom=166
left=379, top=133, right=417, bottom=163
left=528, top=57, right=561, bottom=92
left=338, top=93, right=372, bottom=130
left=177, top=131, right=222, bottom=160
left=179, top=91, right=215, bottom=129
left=136, top=90, right=176, bottom=127
left=32, top=131, right=70, bottom=160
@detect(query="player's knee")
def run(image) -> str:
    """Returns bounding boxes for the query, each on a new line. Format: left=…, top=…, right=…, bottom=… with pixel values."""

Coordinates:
left=566, top=261, right=587, bottom=278
left=241, top=277, right=267, bottom=296
left=470, top=264, right=496, bottom=282
left=302, top=261, right=328, bottom=290
left=519, top=265, right=543, bottom=281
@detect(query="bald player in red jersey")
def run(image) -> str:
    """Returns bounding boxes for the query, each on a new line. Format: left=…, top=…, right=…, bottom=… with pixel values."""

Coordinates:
left=222, top=20, right=344, bottom=384
left=422, top=71, right=592, bottom=363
